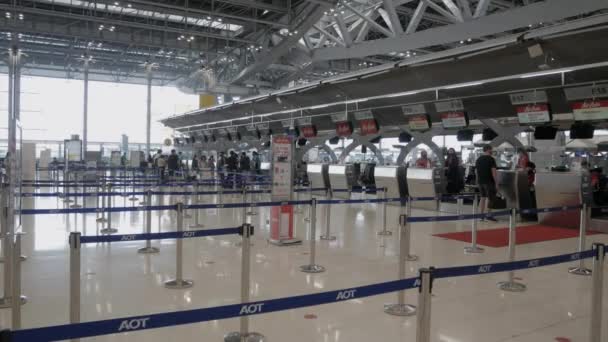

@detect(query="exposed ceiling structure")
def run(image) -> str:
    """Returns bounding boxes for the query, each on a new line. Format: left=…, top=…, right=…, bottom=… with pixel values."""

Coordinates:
left=2, top=0, right=606, bottom=98
left=161, top=21, right=608, bottom=137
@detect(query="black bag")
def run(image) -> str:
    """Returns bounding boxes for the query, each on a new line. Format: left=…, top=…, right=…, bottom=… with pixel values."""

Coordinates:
left=489, top=194, right=507, bottom=209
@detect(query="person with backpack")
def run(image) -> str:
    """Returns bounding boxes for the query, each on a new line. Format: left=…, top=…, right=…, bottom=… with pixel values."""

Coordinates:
left=475, top=144, right=498, bottom=222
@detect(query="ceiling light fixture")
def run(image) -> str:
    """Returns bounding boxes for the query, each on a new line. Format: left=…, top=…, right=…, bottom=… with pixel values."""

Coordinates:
left=520, top=69, right=572, bottom=79
left=443, top=81, right=484, bottom=89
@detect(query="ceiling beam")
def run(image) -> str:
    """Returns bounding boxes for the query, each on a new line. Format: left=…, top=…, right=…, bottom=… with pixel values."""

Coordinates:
left=312, top=0, right=608, bottom=61
left=230, top=2, right=337, bottom=84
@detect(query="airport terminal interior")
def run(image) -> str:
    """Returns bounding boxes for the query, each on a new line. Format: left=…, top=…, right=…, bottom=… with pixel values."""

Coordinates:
left=3, top=0, right=608, bottom=341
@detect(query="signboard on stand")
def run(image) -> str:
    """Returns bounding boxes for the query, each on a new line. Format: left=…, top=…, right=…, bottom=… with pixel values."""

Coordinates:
left=269, top=135, right=301, bottom=245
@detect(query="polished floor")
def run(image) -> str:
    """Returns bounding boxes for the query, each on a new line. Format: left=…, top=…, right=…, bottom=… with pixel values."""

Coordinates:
left=1, top=184, right=607, bottom=341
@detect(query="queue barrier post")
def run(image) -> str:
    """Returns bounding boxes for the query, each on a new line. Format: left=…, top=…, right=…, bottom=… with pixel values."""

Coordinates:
left=300, top=198, right=325, bottom=273
left=69, top=232, right=81, bottom=341
left=304, top=184, right=312, bottom=222
left=100, top=184, right=118, bottom=234
left=378, top=187, right=392, bottom=236
left=320, top=189, right=336, bottom=241
left=568, top=203, right=592, bottom=276
left=384, top=214, right=416, bottom=316
left=63, top=171, right=74, bottom=204
left=415, top=268, right=433, bottom=342
left=69, top=174, right=82, bottom=208
left=497, top=208, right=526, bottom=292
left=589, top=243, right=605, bottom=342
left=246, top=185, right=258, bottom=217
left=164, top=202, right=194, bottom=289
left=293, top=186, right=303, bottom=214
left=464, top=194, right=484, bottom=254
left=128, top=169, right=139, bottom=202
left=11, top=234, right=24, bottom=330
left=224, top=223, right=265, bottom=342
left=0, top=187, right=26, bottom=309
left=190, top=182, right=204, bottom=228
left=96, top=183, right=107, bottom=223
left=138, top=190, right=160, bottom=254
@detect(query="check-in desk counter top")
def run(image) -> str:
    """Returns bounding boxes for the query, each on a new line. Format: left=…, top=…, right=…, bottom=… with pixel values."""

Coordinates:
left=496, top=170, right=534, bottom=216
left=260, top=162, right=271, bottom=176
left=375, top=166, right=408, bottom=206
left=407, top=168, right=444, bottom=211
left=535, top=171, right=589, bottom=229
left=306, top=163, right=330, bottom=196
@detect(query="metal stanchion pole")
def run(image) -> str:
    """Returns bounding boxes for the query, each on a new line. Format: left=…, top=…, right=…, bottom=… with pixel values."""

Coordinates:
left=589, top=243, right=604, bottom=342
left=415, top=268, right=433, bottom=342
left=569, top=203, right=592, bottom=275
left=378, top=187, right=392, bottom=236
left=164, top=203, right=193, bottom=289
left=183, top=184, right=192, bottom=219
left=11, top=234, right=23, bottom=330
left=63, top=171, right=74, bottom=204
left=224, top=223, right=264, bottom=342
left=320, top=189, right=336, bottom=240
left=385, top=214, right=417, bottom=316
left=139, top=191, right=160, bottom=254
left=293, top=186, right=303, bottom=214
left=100, top=184, right=118, bottom=234
left=69, top=232, right=81, bottom=340
left=300, top=198, right=325, bottom=273
left=190, top=182, right=204, bottom=228
left=465, top=194, right=484, bottom=254
left=304, top=184, right=312, bottom=222
left=96, top=183, right=107, bottom=223
left=497, top=208, right=526, bottom=292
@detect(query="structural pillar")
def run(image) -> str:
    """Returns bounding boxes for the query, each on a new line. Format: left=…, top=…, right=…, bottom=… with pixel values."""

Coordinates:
left=82, top=59, right=89, bottom=158
left=145, top=63, right=153, bottom=156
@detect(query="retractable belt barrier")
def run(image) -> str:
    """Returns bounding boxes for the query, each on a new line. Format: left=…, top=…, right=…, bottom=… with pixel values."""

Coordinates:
left=79, top=227, right=241, bottom=244
left=4, top=247, right=600, bottom=342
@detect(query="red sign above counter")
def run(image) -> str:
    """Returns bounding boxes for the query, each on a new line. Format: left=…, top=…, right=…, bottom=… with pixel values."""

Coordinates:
left=359, top=119, right=378, bottom=136
left=516, top=104, right=552, bottom=124
left=336, top=121, right=353, bottom=137
left=300, top=125, right=317, bottom=138
left=572, top=101, right=608, bottom=121
left=408, top=114, right=431, bottom=131
left=440, top=112, right=468, bottom=129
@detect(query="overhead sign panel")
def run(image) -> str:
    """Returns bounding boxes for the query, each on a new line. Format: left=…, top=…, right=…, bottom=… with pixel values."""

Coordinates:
left=359, top=119, right=378, bottom=136
left=516, top=104, right=552, bottom=124
left=408, top=115, right=431, bottom=131
left=353, top=109, right=373, bottom=121
left=509, top=90, right=548, bottom=105
left=401, top=104, right=426, bottom=116
left=440, top=112, right=468, bottom=129
left=331, top=113, right=348, bottom=123
left=572, top=101, right=608, bottom=121
left=564, top=84, right=608, bottom=101
left=434, top=99, right=464, bottom=113
left=335, top=121, right=353, bottom=137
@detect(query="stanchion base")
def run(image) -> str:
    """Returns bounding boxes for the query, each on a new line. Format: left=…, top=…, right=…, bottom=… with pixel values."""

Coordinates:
left=224, top=332, right=266, bottom=342
left=406, top=255, right=419, bottom=262
left=63, top=199, right=74, bottom=204
left=137, top=246, right=160, bottom=254
left=377, top=230, right=393, bottom=236
left=464, top=246, right=485, bottom=254
left=320, top=235, right=336, bottom=241
left=189, top=224, right=205, bottom=228
left=96, top=217, right=108, bottom=223
left=384, top=303, right=417, bottom=316
left=0, top=295, right=28, bottom=308
left=300, top=264, right=326, bottom=273
left=246, top=211, right=258, bottom=216
left=497, top=281, right=527, bottom=292
left=100, top=228, right=118, bottom=234
left=164, top=279, right=194, bottom=289
left=139, top=201, right=149, bottom=206
left=269, top=238, right=302, bottom=246
left=568, top=267, right=592, bottom=276
left=128, top=197, right=139, bottom=202
left=69, top=204, right=82, bottom=209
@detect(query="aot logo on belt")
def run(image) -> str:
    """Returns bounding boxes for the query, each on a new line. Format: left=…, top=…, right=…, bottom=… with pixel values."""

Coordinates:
left=118, top=317, right=150, bottom=332
left=336, top=289, right=357, bottom=301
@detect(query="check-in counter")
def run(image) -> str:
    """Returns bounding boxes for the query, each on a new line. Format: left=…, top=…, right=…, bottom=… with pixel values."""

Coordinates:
left=375, top=166, right=408, bottom=206
left=306, top=163, right=330, bottom=196
left=496, top=170, right=534, bottom=217
left=360, top=163, right=376, bottom=189
left=407, top=167, right=445, bottom=211
left=327, top=164, right=361, bottom=199
left=260, top=162, right=271, bottom=176
left=535, top=171, right=592, bottom=228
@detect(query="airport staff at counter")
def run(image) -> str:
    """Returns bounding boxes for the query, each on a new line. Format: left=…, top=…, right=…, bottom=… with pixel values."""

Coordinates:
left=415, top=150, right=432, bottom=168
left=445, top=148, right=464, bottom=195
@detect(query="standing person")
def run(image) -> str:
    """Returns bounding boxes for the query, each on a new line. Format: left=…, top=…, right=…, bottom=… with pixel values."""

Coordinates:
left=415, top=150, right=432, bottom=168
left=239, top=152, right=251, bottom=171
left=156, top=154, right=167, bottom=182
left=167, top=149, right=179, bottom=177
left=208, top=155, right=215, bottom=170
left=516, top=148, right=530, bottom=170
left=475, top=144, right=498, bottom=222
left=191, top=153, right=200, bottom=171
left=252, top=151, right=261, bottom=174
left=217, top=152, right=225, bottom=182
left=445, top=148, right=462, bottom=194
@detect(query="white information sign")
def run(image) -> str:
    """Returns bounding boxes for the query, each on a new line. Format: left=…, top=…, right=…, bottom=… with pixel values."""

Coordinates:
left=271, top=135, right=293, bottom=200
